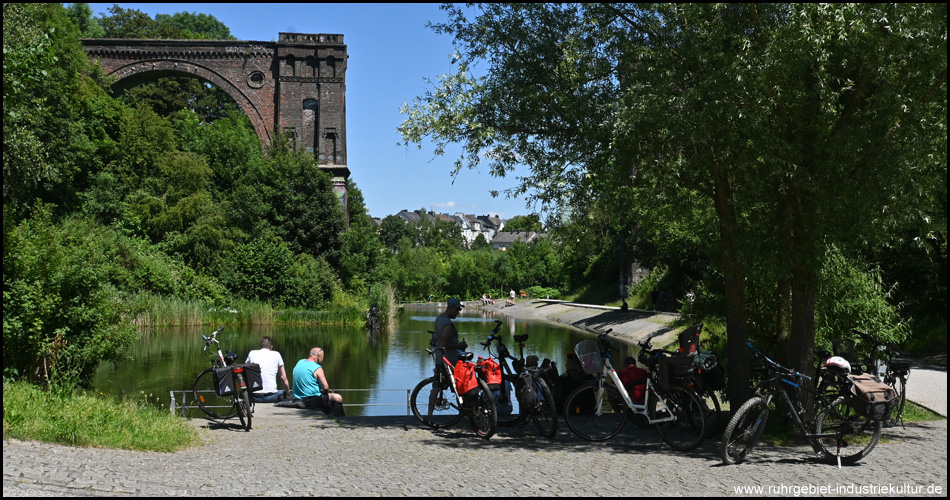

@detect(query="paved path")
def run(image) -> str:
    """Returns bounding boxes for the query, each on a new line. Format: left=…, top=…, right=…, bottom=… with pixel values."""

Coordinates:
left=5, top=302, right=946, bottom=496
left=4, top=404, right=947, bottom=497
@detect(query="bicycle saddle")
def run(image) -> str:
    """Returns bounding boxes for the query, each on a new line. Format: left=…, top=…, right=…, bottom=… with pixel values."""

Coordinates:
left=459, top=352, right=475, bottom=362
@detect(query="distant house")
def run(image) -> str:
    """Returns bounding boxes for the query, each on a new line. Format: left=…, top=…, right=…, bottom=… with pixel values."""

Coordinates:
left=453, top=213, right=503, bottom=248
left=490, top=231, right=544, bottom=251
left=385, top=210, right=517, bottom=249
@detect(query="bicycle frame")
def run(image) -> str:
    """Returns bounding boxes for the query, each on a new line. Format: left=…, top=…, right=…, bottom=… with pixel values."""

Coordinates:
left=589, top=353, right=676, bottom=425
left=426, top=346, right=467, bottom=405
left=748, top=347, right=855, bottom=451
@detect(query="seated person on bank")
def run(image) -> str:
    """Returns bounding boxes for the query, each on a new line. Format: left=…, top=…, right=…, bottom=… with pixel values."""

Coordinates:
left=293, top=347, right=343, bottom=412
left=245, top=336, right=292, bottom=403
left=618, top=356, right=649, bottom=404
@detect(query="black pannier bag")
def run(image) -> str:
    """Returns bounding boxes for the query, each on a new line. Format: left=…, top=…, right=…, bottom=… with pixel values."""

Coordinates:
left=238, top=363, right=264, bottom=393
left=889, top=358, right=911, bottom=377
left=699, top=363, right=725, bottom=392
left=515, top=371, right=538, bottom=409
left=848, top=373, right=898, bottom=420
left=213, top=365, right=236, bottom=397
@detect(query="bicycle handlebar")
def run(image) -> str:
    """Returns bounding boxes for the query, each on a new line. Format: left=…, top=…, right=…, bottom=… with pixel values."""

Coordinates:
left=747, top=342, right=812, bottom=381
left=851, top=328, right=900, bottom=356
left=201, top=326, right=226, bottom=349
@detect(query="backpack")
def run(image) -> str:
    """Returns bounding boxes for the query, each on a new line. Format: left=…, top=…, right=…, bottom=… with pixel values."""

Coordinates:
left=515, top=371, right=538, bottom=409
left=454, top=360, right=480, bottom=395
left=848, top=373, right=898, bottom=420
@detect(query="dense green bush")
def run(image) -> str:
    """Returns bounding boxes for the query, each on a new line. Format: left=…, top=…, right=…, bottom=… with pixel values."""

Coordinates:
left=3, top=207, right=139, bottom=389
left=815, top=246, right=909, bottom=357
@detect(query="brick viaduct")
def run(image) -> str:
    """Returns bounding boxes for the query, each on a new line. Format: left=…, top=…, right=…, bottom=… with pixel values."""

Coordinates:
left=81, top=33, right=351, bottom=207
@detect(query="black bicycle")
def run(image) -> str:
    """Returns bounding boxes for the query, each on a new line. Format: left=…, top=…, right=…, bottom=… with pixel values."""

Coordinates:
left=409, top=345, right=498, bottom=439
left=638, top=335, right=722, bottom=438
left=191, top=326, right=254, bottom=431
left=721, top=343, right=881, bottom=466
left=479, top=320, right=558, bottom=438
left=851, top=328, right=910, bottom=428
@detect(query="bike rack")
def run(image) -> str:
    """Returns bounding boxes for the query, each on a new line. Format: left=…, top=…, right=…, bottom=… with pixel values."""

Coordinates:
left=170, top=388, right=413, bottom=416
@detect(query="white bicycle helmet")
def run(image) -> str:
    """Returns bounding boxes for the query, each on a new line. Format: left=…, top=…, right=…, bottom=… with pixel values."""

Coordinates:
left=823, top=355, right=851, bottom=377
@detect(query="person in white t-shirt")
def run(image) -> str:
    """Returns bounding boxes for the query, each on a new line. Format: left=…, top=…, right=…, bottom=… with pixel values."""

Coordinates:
left=245, top=336, right=291, bottom=403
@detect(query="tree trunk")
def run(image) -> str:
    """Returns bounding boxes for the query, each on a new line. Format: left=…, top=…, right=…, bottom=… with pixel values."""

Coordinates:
left=711, top=168, right=752, bottom=406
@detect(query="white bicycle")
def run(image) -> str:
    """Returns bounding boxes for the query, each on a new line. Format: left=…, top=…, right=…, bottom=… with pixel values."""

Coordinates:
left=562, top=329, right=708, bottom=451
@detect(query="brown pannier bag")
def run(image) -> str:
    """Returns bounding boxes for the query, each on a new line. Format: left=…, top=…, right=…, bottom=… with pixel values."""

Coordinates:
left=847, top=373, right=897, bottom=420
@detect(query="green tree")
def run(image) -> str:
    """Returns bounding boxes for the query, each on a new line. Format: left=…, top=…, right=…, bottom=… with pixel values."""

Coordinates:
left=339, top=180, right=384, bottom=292
left=504, top=214, right=542, bottom=232
left=400, top=3, right=947, bottom=403
left=66, top=3, right=106, bottom=38
left=471, top=233, right=491, bottom=251
left=378, top=215, right=414, bottom=252
left=267, top=144, right=346, bottom=269
left=3, top=3, right=109, bottom=219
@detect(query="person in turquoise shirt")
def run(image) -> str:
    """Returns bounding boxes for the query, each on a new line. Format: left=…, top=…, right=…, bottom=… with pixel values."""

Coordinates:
left=292, top=347, right=343, bottom=409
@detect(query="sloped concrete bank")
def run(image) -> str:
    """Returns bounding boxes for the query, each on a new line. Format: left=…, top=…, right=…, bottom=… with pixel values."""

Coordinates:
left=475, top=299, right=682, bottom=348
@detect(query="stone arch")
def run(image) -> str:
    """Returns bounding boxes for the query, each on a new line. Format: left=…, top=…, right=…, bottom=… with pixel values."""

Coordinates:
left=106, top=59, right=271, bottom=144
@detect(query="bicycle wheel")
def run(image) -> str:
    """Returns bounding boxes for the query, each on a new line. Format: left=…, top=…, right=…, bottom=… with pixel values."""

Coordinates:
left=563, top=382, right=627, bottom=441
left=468, top=380, right=498, bottom=439
left=651, top=386, right=706, bottom=452
left=887, top=375, right=907, bottom=427
left=530, top=376, right=558, bottom=438
left=720, top=396, right=769, bottom=465
left=232, top=374, right=252, bottom=431
left=192, top=368, right=237, bottom=419
left=697, top=388, right=723, bottom=438
left=410, top=376, right=464, bottom=429
left=815, top=396, right=881, bottom=465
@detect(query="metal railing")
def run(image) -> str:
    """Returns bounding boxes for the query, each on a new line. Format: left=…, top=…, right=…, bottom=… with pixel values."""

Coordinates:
left=170, top=388, right=412, bottom=417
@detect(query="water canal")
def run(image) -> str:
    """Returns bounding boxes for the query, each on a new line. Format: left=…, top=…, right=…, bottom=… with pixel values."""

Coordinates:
left=93, top=304, right=639, bottom=416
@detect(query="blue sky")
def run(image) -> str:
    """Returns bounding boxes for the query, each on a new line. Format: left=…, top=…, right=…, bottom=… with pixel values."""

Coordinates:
left=85, top=3, right=536, bottom=219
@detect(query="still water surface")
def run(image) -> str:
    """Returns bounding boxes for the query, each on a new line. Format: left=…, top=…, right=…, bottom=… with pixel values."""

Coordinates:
left=93, top=305, right=637, bottom=416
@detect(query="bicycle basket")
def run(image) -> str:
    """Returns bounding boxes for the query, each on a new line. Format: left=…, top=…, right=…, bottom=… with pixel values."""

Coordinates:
left=574, top=340, right=602, bottom=374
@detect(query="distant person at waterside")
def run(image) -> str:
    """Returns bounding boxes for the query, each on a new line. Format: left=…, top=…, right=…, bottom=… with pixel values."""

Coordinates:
left=433, top=298, right=468, bottom=367
left=293, top=347, right=344, bottom=413
left=245, top=336, right=292, bottom=403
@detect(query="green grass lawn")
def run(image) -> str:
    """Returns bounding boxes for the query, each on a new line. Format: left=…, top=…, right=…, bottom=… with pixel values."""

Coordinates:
left=3, top=380, right=201, bottom=452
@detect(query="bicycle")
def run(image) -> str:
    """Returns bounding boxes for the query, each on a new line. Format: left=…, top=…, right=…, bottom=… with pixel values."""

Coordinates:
left=479, top=320, right=558, bottom=438
left=720, top=342, right=882, bottom=466
left=562, top=329, right=708, bottom=451
left=639, top=335, right=723, bottom=438
left=850, top=328, right=910, bottom=428
left=409, top=344, right=498, bottom=439
left=191, top=326, right=255, bottom=431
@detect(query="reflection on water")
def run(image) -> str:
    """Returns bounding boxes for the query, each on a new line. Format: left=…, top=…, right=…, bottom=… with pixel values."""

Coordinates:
left=93, top=305, right=637, bottom=416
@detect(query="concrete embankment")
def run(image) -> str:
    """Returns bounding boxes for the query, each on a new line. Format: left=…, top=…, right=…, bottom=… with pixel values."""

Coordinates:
left=471, top=299, right=683, bottom=348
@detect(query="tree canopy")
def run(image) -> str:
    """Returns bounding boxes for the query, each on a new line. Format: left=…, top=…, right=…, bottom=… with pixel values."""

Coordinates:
left=400, top=3, right=947, bottom=402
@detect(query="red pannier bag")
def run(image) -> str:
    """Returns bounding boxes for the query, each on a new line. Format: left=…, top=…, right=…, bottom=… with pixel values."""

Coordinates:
left=476, top=357, right=503, bottom=390
left=454, top=360, right=480, bottom=395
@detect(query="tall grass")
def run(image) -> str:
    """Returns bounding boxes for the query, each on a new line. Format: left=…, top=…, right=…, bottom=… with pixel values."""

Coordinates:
left=131, top=294, right=376, bottom=327
left=367, top=283, right=397, bottom=327
left=3, top=380, right=200, bottom=452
